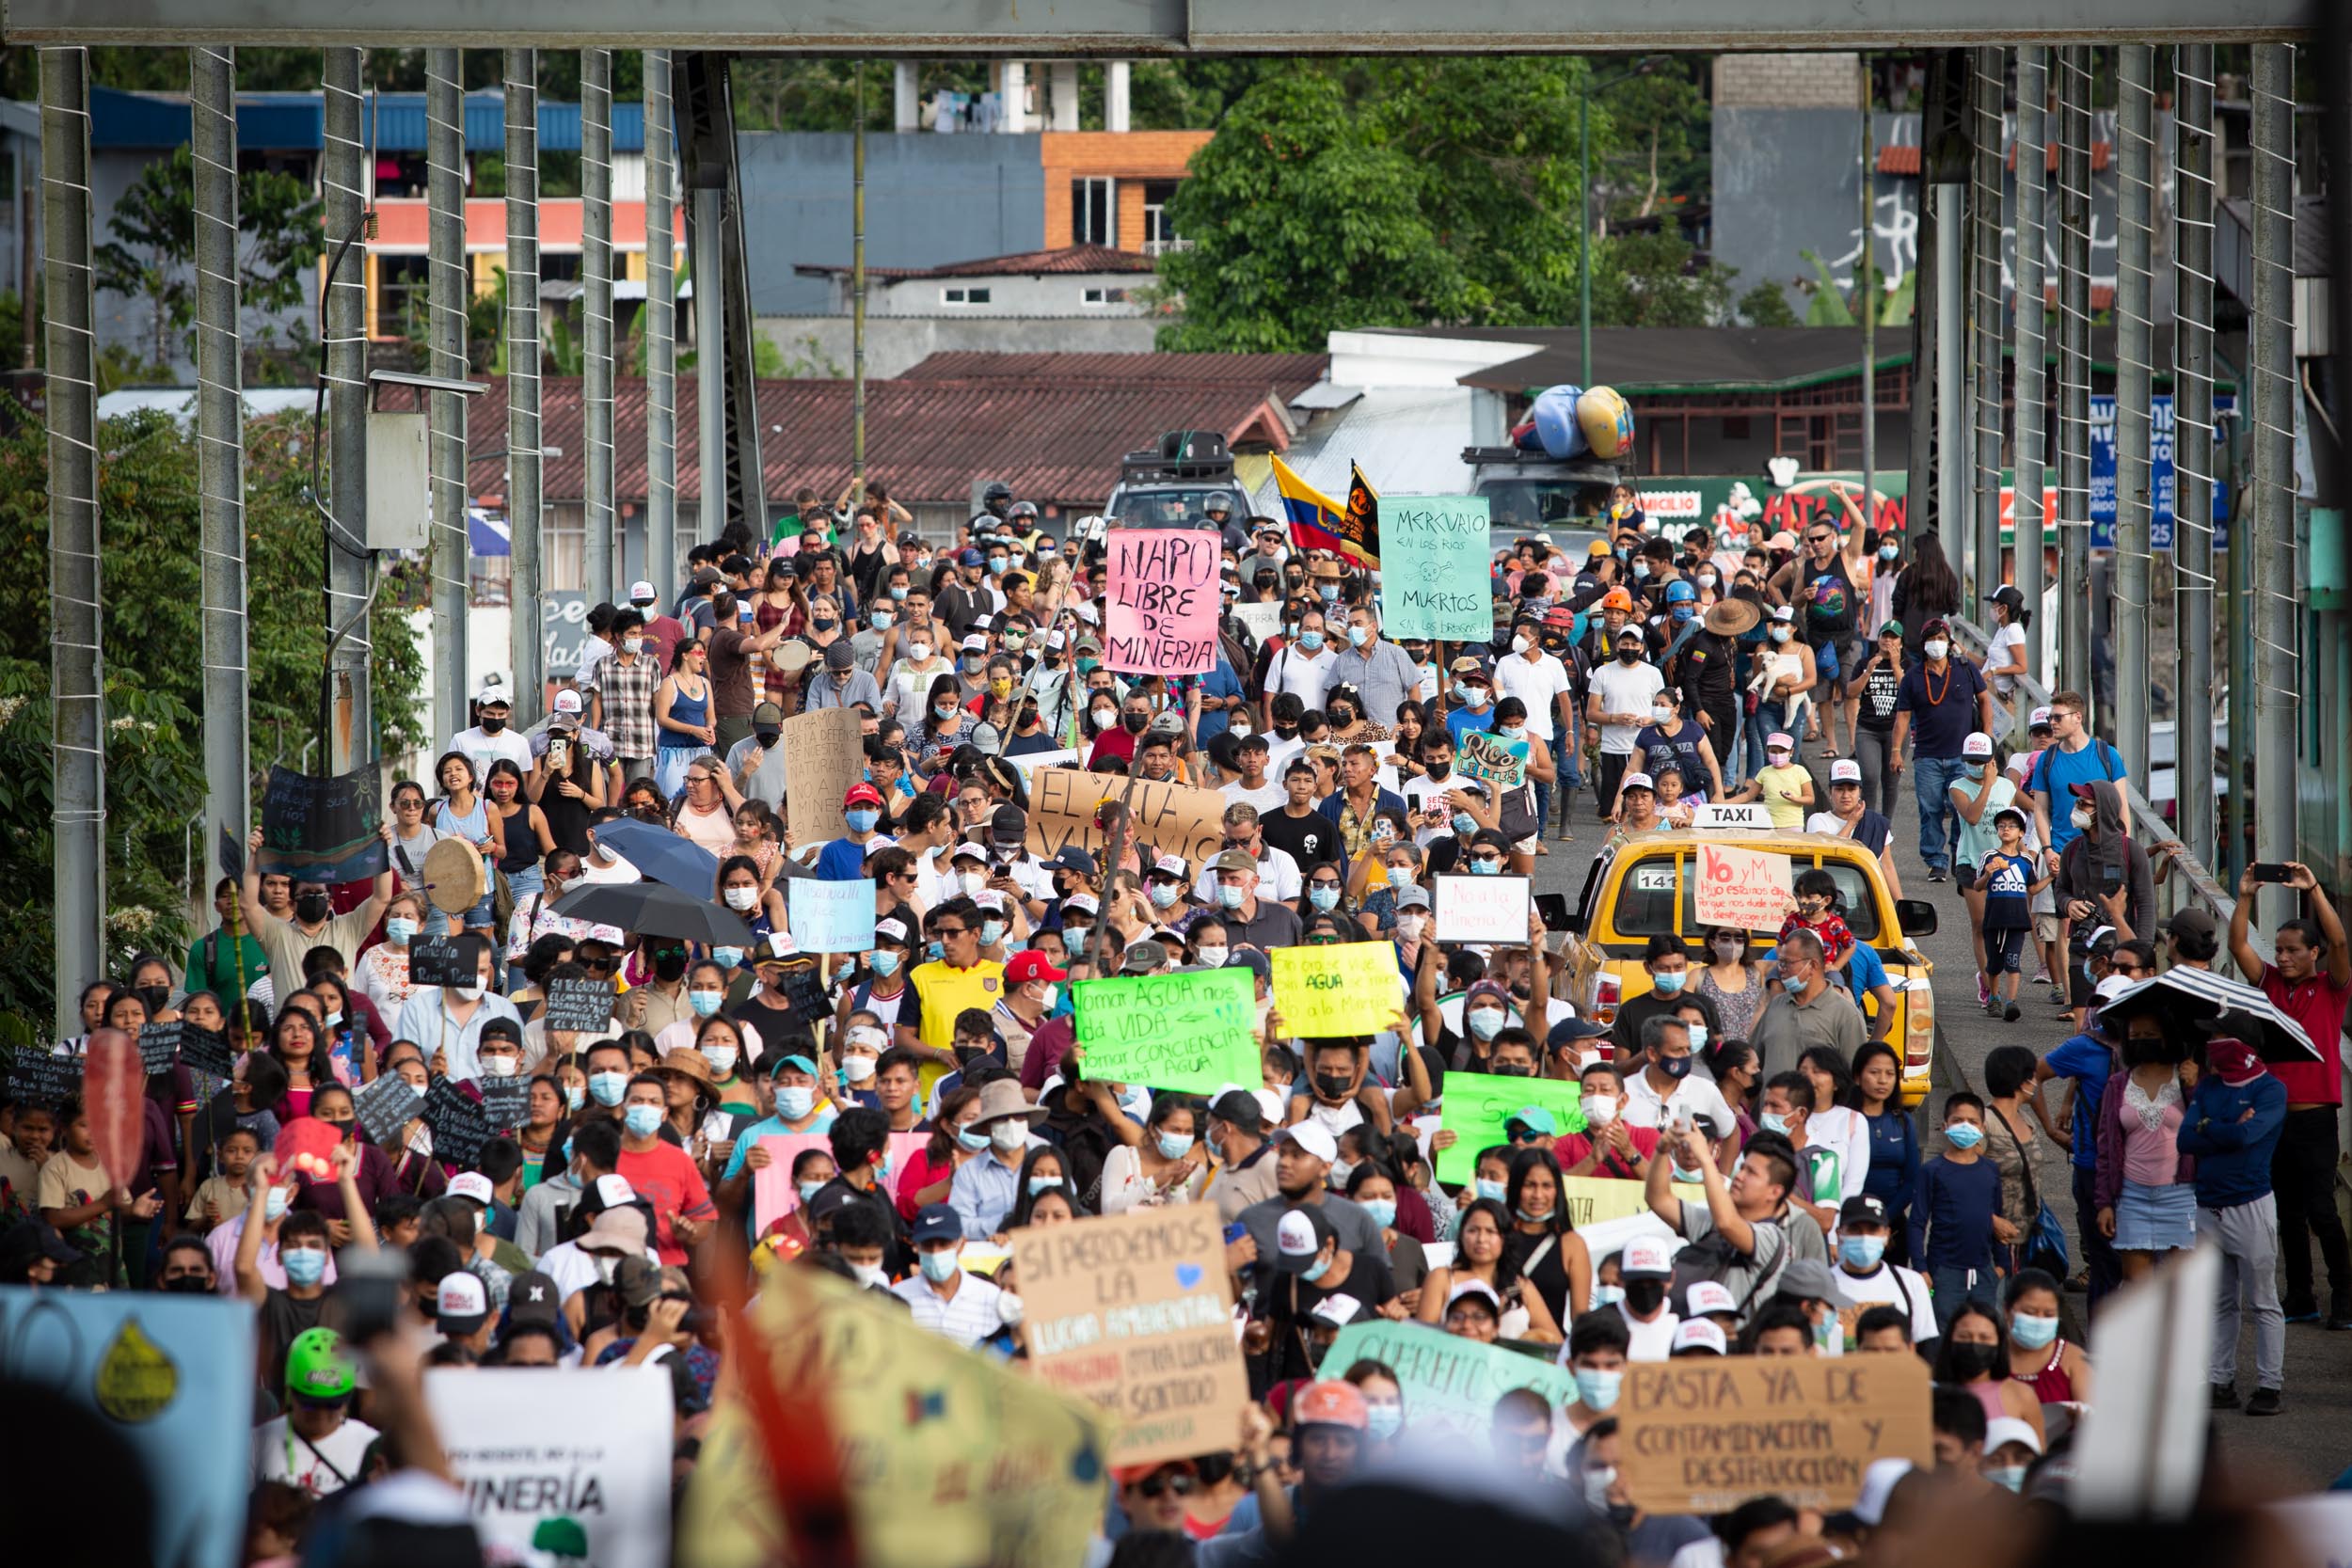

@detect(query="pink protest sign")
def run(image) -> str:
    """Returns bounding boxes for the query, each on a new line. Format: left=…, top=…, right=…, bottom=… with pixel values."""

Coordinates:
left=1104, top=529, right=1218, bottom=676
left=1692, top=843, right=1795, bottom=931
left=752, top=1131, right=928, bottom=1234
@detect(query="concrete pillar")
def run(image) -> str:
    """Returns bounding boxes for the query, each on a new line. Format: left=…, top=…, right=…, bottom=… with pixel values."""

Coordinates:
left=582, top=48, right=616, bottom=607
left=1051, top=61, right=1080, bottom=133
left=193, top=45, right=250, bottom=898
left=895, top=62, right=919, bottom=132
left=505, top=48, right=543, bottom=722
left=2013, top=47, right=2047, bottom=688
left=427, top=49, right=470, bottom=747
left=2112, top=45, right=2154, bottom=785
left=2056, top=47, right=2093, bottom=700
left=645, top=50, right=677, bottom=592
left=2172, top=46, right=2217, bottom=866
left=2249, top=44, right=2297, bottom=928
left=324, top=49, right=373, bottom=769
left=1000, top=61, right=1026, bottom=132
left=1106, top=61, right=1132, bottom=133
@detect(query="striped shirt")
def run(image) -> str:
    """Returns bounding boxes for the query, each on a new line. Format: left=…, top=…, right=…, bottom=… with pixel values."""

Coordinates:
left=890, top=1269, right=1010, bottom=1348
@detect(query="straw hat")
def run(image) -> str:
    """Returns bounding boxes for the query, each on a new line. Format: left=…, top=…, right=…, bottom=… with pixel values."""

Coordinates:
left=1703, top=597, right=1761, bottom=636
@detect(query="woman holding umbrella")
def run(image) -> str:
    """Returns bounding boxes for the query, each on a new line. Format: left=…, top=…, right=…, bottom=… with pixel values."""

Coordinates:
left=2092, top=1002, right=2200, bottom=1282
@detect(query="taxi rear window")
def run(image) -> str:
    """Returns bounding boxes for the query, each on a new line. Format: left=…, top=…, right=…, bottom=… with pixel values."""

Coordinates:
left=1611, top=851, right=1882, bottom=942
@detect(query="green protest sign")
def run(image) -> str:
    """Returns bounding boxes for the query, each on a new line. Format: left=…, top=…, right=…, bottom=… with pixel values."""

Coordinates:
left=1321, top=1319, right=1577, bottom=1441
left=1380, top=495, right=1491, bottom=640
left=1070, top=968, right=1260, bottom=1094
left=1434, top=1072, right=1588, bottom=1184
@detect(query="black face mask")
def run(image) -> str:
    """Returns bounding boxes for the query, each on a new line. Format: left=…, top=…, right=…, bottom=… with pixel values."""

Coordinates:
left=1312, top=1071, right=1354, bottom=1101
left=480, top=716, right=507, bottom=734
left=1490, top=1063, right=1532, bottom=1078
left=137, top=984, right=170, bottom=1016
left=1275, top=724, right=1299, bottom=741
left=1423, top=759, right=1450, bottom=780
left=1327, top=708, right=1355, bottom=727
left=1616, top=646, right=1643, bottom=664
left=161, top=1274, right=214, bottom=1294
left=755, top=727, right=782, bottom=747
left=294, top=893, right=332, bottom=924
left=653, top=950, right=690, bottom=982
left=1622, top=1278, right=1669, bottom=1316
left=1120, top=712, right=1150, bottom=735
left=1946, top=1341, right=2001, bottom=1382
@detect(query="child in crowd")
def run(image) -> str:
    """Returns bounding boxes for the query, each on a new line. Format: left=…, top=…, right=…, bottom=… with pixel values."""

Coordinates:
left=1975, top=807, right=2049, bottom=1022
left=1779, top=867, right=1856, bottom=974
left=1740, top=732, right=1815, bottom=832
left=1910, top=1091, right=2004, bottom=1334
left=184, top=1125, right=258, bottom=1232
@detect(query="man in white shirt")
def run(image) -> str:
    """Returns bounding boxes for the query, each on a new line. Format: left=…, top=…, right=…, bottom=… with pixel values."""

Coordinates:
left=1220, top=733, right=1288, bottom=815
left=1193, top=803, right=1302, bottom=905
left=1825, top=1195, right=1936, bottom=1348
left=1585, top=628, right=1667, bottom=818
left=1494, top=616, right=1576, bottom=748
left=450, top=683, right=533, bottom=779
left=391, top=938, right=524, bottom=1083
left=1613, top=1235, right=1684, bottom=1361
left=1263, top=612, right=1339, bottom=724
left=1618, top=1016, right=1739, bottom=1141
left=892, top=1203, right=1014, bottom=1348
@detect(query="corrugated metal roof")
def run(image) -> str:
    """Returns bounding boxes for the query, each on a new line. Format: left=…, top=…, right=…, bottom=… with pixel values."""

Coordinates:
left=86, top=86, right=643, bottom=152
left=461, top=371, right=1297, bottom=511
left=899, top=351, right=1327, bottom=395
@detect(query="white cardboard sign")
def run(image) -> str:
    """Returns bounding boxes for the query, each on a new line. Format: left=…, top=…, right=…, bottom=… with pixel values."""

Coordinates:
left=1433, top=874, right=1532, bottom=943
left=427, top=1366, right=675, bottom=1568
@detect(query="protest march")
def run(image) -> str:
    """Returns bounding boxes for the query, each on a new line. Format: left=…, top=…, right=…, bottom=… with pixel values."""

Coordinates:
left=4, top=475, right=2346, bottom=1568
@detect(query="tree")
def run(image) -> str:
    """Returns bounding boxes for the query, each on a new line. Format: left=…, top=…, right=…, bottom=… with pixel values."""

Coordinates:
left=1591, top=230, right=1740, bottom=328
left=0, top=409, right=426, bottom=1030
left=1738, top=281, right=1802, bottom=327
left=92, top=144, right=324, bottom=371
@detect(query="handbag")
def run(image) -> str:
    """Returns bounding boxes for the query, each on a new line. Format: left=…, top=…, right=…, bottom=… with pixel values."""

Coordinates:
left=1991, top=1103, right=2070, bottom=1278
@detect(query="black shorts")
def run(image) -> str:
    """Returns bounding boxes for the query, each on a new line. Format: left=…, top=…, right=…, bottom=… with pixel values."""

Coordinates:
left=1953, top=863, right=1979, bottom=893
left=1984, top=927, right=2026, bottom=975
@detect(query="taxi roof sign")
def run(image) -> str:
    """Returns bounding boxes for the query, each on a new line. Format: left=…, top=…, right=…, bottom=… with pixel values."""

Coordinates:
left=1689, top=803, right=1776, bottom=832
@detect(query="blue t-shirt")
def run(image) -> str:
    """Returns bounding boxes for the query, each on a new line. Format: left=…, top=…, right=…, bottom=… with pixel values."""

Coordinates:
left=1893, top=659, right=1989, bottom=759
left=2042, top=1033, right=2115, bottom=1171
left=1979, top=850, right=2034, bottom=930
left=1444, top=704, right=1497, bottom=747
left=814, top=836, right=872, bottom=881
left=1832, top=940, right=1890, bottom=1002
left=2027, top=739, right=2128, bottom=855
left=1910, top=1153, right=2001, bottom=1272
left=1195, top=657, right=1247, bottom=746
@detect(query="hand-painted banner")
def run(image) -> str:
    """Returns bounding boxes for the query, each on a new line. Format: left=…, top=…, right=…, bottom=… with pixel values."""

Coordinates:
left=1320, top=1318, right=1575, bottom=1441
left=1104, top=529, right=1218, bottom=676
left=1380, top=495, right=1490, bottom=639
left=788, top=878, right=878, bottom=954
left=1270, top=942, right=1401, bottom=1037
left=1069, top=968, right=1260, bottom=1094
left=1432, top=1072, right=1589, bottom=1184
left=258, top=764, right=388, bottom=883
left=1619, top=1354, right=1933, bottom=1513
left=1432, top=874, right=1531, bottom=943
left=1025, top=768, right=1230, bottom=869
left=1455, top=732, right=1530, bottom=789
left=428, top=1367, right=674, bottom=1568
left=1692, top=843, right=1794, bottom=930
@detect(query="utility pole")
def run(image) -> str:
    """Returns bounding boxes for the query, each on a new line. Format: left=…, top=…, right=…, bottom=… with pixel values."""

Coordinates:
left=193, top=45, right=250, bottom=898
left=2171, top=45, right=2217, bottom=868
left=323, top=49, right=373, bottom=771
left=852, top=64, right=867, bottom=503
left=644, top=50, right=678, bottom=594
left=1970, top=47, right=2006, bottom=608
left=427, top=48, right=469, bottom=745
left=2111, top=46, right=2154, bottom=787
left=2055, top=47, right=2093, bottom=700
left=2249, top=45, right=2297, bottom=929
left=2013, top=46, right=2047, bottom=687
left=506, top=49, right=544, bottom=722
left=582, top=48, right=616, bottom=605
left=43, top=45, right=105, bottom=1037
left=1859, top=55, right=1875, bottom=531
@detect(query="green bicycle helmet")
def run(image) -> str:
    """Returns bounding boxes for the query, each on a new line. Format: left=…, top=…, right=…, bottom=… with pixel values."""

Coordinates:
left=285, top=1326, right=357, bottom=1401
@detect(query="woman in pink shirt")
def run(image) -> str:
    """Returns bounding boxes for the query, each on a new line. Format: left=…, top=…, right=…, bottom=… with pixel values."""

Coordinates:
left=2092, top=1012, right=2197, bottom=1282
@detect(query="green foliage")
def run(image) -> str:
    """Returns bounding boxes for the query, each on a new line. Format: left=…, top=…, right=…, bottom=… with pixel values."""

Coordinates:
left=0, top=409, right=425, bottom=1025
left=1591, top=230, right=1740, bottom=329
left=90, top=144, right=324, bottom=370
left=1738, top=281, right=1802, bottom=328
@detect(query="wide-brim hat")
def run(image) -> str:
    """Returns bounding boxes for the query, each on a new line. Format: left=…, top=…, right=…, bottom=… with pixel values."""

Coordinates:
left=1704, top=598, right=1760, bottom=636
left=970, top=1078, right=1046, bottom=1127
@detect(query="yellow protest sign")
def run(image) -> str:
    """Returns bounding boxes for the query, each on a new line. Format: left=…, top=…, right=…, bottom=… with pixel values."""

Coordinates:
left=1692, top=843, right=1794, bottom=930
left=1617, top=1353, right=1933, bottom=1513
left=1270, top=942, right=1401, bottom=1037
left=679, top=1268, right=1108, bottom=1568
left=1013, top=1206, right=1248, bottom=1466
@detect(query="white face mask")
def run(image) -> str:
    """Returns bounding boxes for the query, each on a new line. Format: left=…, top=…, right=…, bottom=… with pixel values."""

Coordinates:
left=1193, top=945, right=1229, bottom=970
left=703, top=1046, right=738, bottom=1076
left=1394, top=914, right=1423, bottom=942
left=2071, top=805, right=2095, bottom=831
left=842, top=1053, right=877, bottom=1084
left=453, top=983, right=485, bottom=1003
left=909, top=642, right=933, bottom=663
left=1923, top=639, right=1949, bottom=660
left=1511, top=634, right=1532, bottom=654
left=1581, top=1094, right=1619, bottom=1125
left=480, top=1053, right=518, bottom=1078
left=723, top=886, right=759, bottom=911
left=960, top=871, right=988, bottom=897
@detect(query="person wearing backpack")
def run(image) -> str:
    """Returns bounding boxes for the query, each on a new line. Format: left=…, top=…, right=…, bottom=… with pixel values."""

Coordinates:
left=1644, top=1113, right=1802, bottom=1325
left=2024, top=689, right=2132, bottom=863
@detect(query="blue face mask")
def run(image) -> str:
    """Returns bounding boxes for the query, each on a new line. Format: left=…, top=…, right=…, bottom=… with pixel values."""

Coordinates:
left=1452, top=813, right=1477, bottom=836
left=1302, top=1253, right=1332, bottom=1283
left=776, top=1085, right=815, bottom=1119
left=846, top=809, right=881, bottom=833
left=1686, top=1023, right=1709, bottom=1051
left=957, top=1126, right=992, bottom=1153
left=689, top=989, right=724, bottom=1018
left=1475, top=1179, right=1508, bottom=1204
left=890, top=585, right=909, bottom=599
left=1760, top=1112, right=1792, bottom=1135
left=1945, top=1121, right=1985, bottom=1150
left=797, top=1179, right=827, bottom=1204
left=1650, top=969, right=1688, bottom=993
left=1365, top=1402, right=1404, bottom=1439
left=281, top=1246, right=327, bottom=1288
left=1156, top=1132, right=1195, bottom=1161
left=1574, top=1368, right=1623, bottom=1411
left=2010, top=1311, right=2059, bottom=1350
left=623, top=1104, right=665, bottom=1138
left=1360, top=1198, right=1397, bottom=1228
left=1592, top=1283, right=1627, bottom=1308
left=712, top=946, right=744, bottom=970
left=869, top=950, right=901, bottom=977
left=919, top=1249, right=960, bottom=1284
left=1296, top=630, right=1325, bottom=652
left=1470, top=860, right=1502, bottom=877
left=1029, top=1176, right=1063, bottom=1197
left=589, top=1070, right=629, bottom=1107
left=1840, top=1235, right=1888, bottom=1270
left=927, top=941, right=946, bottom=963
left=1318, top=585, right=1341, bottom=604
left=1217, top=884, right=1247, bottom=911
left=1308, top=885, right=1341, bottom=911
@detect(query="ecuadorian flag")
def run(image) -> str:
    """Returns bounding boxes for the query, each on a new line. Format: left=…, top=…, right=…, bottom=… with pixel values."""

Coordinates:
left=1272, top=454, right=1349, bottom=556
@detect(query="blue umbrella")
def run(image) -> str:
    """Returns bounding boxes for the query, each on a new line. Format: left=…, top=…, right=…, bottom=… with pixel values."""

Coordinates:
left=587, top=816, right=723, bottom=900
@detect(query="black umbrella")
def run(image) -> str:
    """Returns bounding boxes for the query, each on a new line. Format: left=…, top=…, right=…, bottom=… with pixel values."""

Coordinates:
left=550, top=880, right=755, bottom=948
left=2093, top=966, right=2320, bottom=1064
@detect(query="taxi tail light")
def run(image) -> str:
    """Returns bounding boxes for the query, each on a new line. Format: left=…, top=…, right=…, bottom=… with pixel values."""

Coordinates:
left=1905, top=987, right=1934, bottom=1067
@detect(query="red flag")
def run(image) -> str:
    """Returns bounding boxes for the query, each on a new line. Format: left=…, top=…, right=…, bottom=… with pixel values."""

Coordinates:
left=82, top=1028, right=146, bottom=1192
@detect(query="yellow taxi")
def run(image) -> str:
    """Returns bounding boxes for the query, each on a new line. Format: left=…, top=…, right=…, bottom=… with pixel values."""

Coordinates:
left=1556, top=804, right=1939, bottom=1105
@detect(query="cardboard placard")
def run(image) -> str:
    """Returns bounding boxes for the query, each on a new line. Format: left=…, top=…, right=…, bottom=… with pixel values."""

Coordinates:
left=176, top=1022, right=234, bottom=1081
left=788, top=878, right=879, bottom=954
left=352, top=1072, right=424, bottom=1147
left=423, top=1076, right=494, bottom=1169
left=1379, top=495, right=1492, bottom=640
left=1454, top=731, right=1530, bottom=790
left=7, top=1048, right=80, bottom=1109
left=1432, top=874, right=1532, bottom=943
left=1023, top=768, right=1231, bottom=870
left=1068, top=969, right=1260, bottom=1094
left=1230, top=600, right=1282, bottom=646
left=1432, top=1072, right=1589, bottom=1183
left=0, top=1286, right=256, bottom=1568
left=407, top=935, right=474, bottom=989
left=541, top=976, right=618, bottom=1034
left=679, top=1267, right=1106, bottom=1568
left=1003, top=747, right=1082, bottom=785
left=752, top=1132, right=929, bottom=1234
left=428, top=1367, right=674, bottom=1568
left=1618, top=1353, right=1934, bottom=1514
left=1692, top=843, right=1795, bottom=931
left=258, top=762, right=388, bottom=884
left=137, top=1021, right=184, bottom=1075
left=776, top=958, right=833, bottom=1022
left=1270, top=942, right=1402, bottom=1037
left=1104, top=529, right=1219, bottom=677
left=1013, top=1205, right=1247, bottom=1466
left=1320, top=1319, right=1577, bottom=1441
left=781, top=705, right=866, bottom=845
left=477, top=1075, right=532, bottom=1132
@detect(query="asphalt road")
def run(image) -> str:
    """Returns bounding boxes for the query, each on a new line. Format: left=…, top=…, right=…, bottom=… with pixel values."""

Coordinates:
left=1527, top=751, right=2350, bottom=1489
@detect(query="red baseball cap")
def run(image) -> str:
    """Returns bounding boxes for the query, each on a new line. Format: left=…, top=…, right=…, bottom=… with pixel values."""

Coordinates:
left=1004, top=950, right=1068, bottom=986
left=844, top=783, right=884, bottom=808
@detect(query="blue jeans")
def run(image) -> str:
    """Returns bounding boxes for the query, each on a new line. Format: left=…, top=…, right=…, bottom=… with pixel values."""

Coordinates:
left=1534, top=777, right=1555, bottom=836
left=1931, top=1263, right=1999, bottom=1337
left=1558, top=711, right=1585, bottom=790
left=1912, top=753, right=1968, bottom=873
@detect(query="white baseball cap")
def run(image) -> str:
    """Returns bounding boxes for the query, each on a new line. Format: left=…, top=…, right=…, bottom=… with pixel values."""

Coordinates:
left=1684, top=1279, right=1740, bottom=1319
left=553, top=688, right=583, bottom=714
left=1277, top=1122, right=1339, bottom=1164
left=1621, top=771, right=1656, bottom=793
left=447, top=1172, right=495, bottom=1207
left=1765, top=732, right=1795, bottom=752
left=1620, top=1237, right=1676, bottom=1278
left=628, top=579, right=658, bottom=603
left=1152, top=854, right=1188, bottom=879
left=436, top=1270, right=489, bottom=1331
left=1963, top=731, right=1995, bottom=759
left=1984, top=1416, right=2044, bottom=1456
left=1670, top=1319, right=1728, bottom=1355
left=1829, top=759, right=1863, bottom=784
